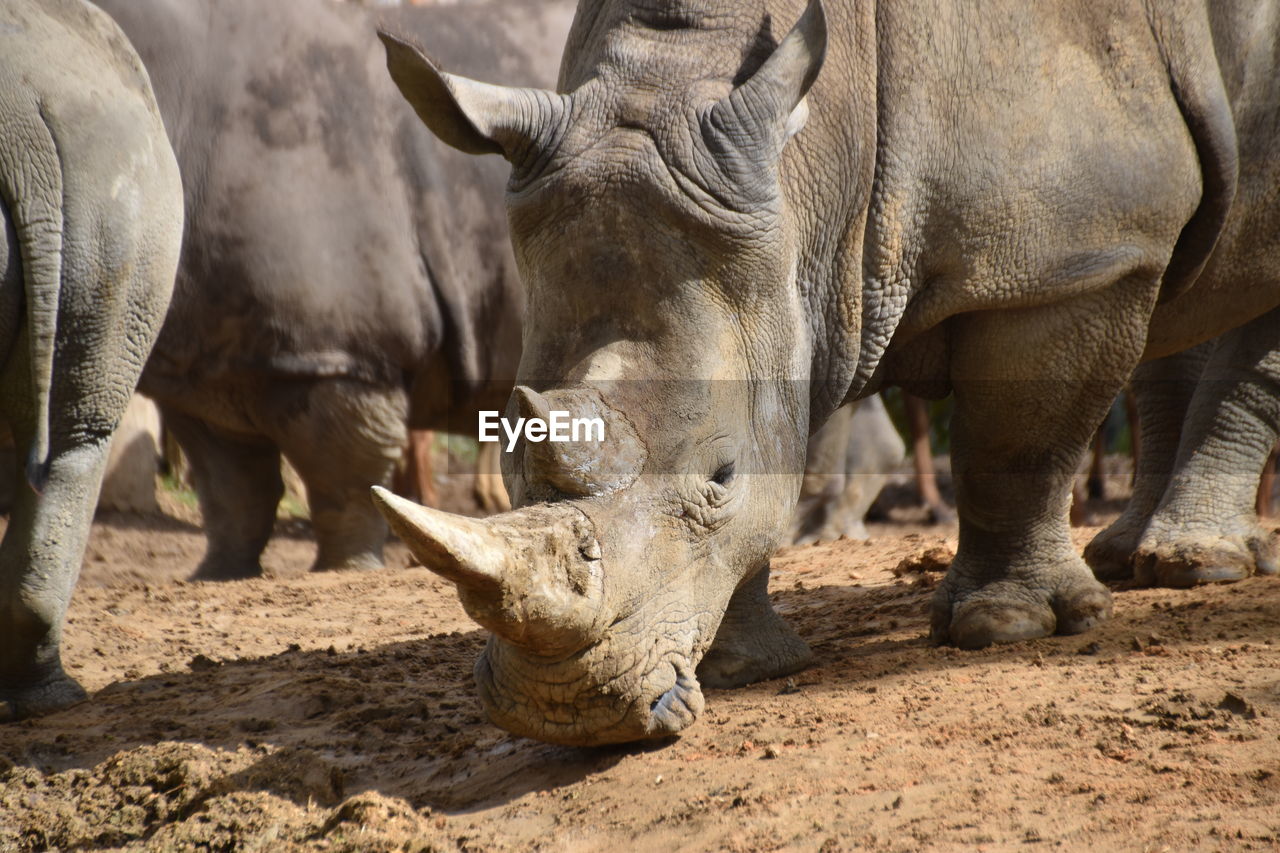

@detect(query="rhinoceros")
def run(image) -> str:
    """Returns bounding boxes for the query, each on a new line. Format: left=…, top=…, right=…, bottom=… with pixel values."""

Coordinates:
left=91, top=0, right=573, bottom=578
left=790, top=397, right=905, bottom=544
left=372, top=0, right=1280, bottom=745
left=0, top=0, right=182, bottom=720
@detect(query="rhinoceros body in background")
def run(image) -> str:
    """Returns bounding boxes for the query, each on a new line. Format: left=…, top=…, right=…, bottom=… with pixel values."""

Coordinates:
left=790, top=397, right=905, bottom=545
left=0, top=0, right=182, bottom=720
left=92, top=0, right=573, bottom=578
left=374, top=0, right=1280, bottom=745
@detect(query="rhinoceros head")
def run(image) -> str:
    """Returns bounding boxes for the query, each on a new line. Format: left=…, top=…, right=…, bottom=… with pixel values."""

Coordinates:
left=376, top=0, right=827, bottom=745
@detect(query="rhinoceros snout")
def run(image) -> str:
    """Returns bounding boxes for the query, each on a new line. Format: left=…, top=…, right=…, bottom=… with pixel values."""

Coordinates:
left=474, top=642, right=707, bottom=746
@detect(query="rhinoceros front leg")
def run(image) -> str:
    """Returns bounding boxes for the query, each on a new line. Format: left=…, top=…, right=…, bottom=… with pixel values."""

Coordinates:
left=0, top=436, right=110, bottom=720
left=1126, top=308, right=1280, bottom=587
left=930, top=280, right=1156, bottom=648
left=697, top=566, right=812, bottom=689
left=1084, top=342, right=1213, bottom=578
left=164, top=409, right=284, bottom=581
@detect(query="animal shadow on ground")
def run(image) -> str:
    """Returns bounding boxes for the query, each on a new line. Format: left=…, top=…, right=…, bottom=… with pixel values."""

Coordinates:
left=0, top=627, right=635, bottom=814
left=764, top=569, right=1280, bottom=709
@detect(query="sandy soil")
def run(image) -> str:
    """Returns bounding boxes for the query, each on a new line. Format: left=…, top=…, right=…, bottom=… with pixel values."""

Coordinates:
left=1, top=479, right=1278, bottom=851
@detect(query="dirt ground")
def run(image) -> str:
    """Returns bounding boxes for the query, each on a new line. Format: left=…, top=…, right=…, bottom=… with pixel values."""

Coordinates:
left=1, top=469, right=1278, bottom=852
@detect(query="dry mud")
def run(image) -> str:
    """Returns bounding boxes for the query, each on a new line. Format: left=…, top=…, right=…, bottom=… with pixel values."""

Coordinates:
left=1, top=493, right=1278, bottom=851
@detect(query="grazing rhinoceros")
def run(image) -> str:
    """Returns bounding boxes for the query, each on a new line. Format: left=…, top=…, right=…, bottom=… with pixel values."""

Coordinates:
left=91, top=0, right=573, bottom=578
left=372, top=0, right=1280, bottom=745
left=0, top=0, right=182, bottom=720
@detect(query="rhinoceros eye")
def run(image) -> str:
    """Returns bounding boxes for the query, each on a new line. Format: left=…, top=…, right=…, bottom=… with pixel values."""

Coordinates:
left=710, top=461, right=735, bottom=487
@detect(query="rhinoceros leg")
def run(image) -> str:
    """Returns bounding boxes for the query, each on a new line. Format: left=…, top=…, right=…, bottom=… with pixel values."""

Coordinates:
left=165, top=408, right=284, bottom=581
left=1084, top=342, right=1213, bottom=579
left=278, top=381, right=405, bottom=573
left=929, top=282, right=1155, bottom=648
left=1126, top=308, right=1280, bottom=587
left=789, top=402, right=856, bottom=545
left=697, top=566, right=813, bottom=689
left=0, top=432, right=107, bottom=720
left=0, top=253, right=167, bottom=718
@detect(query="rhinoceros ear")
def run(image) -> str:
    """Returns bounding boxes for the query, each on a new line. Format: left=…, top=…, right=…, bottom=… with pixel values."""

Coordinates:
left=378, top=30, right=568, bottom=165
left=703, top=0, right=827, bottom=162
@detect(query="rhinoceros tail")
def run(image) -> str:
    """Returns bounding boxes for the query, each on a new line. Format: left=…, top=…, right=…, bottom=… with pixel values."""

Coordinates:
left=0, top=98, right=64, bottom=493
left=1149, top=4, right=1239, bottom=303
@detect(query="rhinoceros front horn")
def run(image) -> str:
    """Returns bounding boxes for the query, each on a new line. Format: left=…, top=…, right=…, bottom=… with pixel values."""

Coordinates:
left=371, top=486, right=506, bottom=594
left=370, top=486, right=611, bottom=653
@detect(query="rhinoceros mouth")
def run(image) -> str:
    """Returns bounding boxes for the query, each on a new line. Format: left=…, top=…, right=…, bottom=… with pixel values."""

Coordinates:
left=645, top=664, right=705, bottom=736
left=474, top=642, right=707, bottom=746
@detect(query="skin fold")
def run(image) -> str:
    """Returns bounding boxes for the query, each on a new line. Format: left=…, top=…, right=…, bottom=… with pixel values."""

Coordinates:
left=376, top=0, right=1279, bottom=746
left=0, top=0, right=182, bottom=721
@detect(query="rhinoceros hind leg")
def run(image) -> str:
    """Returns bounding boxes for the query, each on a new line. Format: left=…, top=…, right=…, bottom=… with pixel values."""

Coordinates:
left=0, top=436, right=111, bottom=721
left=1131, top=529, right=1278, bottom=588
left=697, top=567, right=812, bottom=689
left=165, top=410, right=283, bottom=581
left=1085, top=344, right=1214, bottom=580
left=1124, top=309, right=1280, bottom=588
left=0, top=665, right=87, bottom=723
left=278, top=382, right=406, bottom=573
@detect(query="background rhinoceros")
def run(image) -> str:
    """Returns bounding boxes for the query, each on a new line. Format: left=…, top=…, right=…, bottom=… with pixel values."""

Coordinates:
left=92, top=0, right=574, bottom=578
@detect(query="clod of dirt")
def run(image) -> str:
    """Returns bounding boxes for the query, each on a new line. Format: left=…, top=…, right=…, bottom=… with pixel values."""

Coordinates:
left=189, top=653, right=220, bottom=672
left=0, top=743, right=353, bottom=852
left=319, top=791, right=445, bottom=852
left=1218, top=692, right=1259, bottom=720
left=891, top=546, right=953, bottom=577
left=228, top=747, right=346, bottom=807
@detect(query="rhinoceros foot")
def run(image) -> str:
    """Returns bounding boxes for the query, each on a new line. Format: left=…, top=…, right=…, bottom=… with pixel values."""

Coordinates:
left=1084, top=518, right=1146, bottom=581
left=697, top=569, right=813, bottom=690
left=310, top=554, right=384, bottom=574
left=930, top=555, right=1112, bottom=649
left=697, top=620, right=813, bottom=690
left=1131, top=526, right=1280, bottom=588
left=0, top=668, right=88, bottom=723
left=190, top=555, right=264, bottom=582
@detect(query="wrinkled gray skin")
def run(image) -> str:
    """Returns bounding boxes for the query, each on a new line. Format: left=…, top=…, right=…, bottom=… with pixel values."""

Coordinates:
left=91, top=0, right=572, bottom=578
left=1085, top=309, right=1280, bottom=587
left=0, top=0, right=181, bottom=720
left=375, top=0, right=1280, bottom=745
left=790, top=397, right=904, bottom=545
